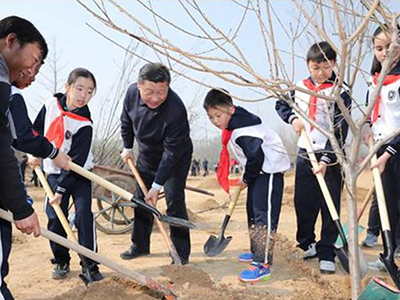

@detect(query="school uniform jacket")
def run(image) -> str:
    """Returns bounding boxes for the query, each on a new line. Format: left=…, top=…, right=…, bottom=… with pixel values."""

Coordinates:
left=9, top=86, right=59, bottom=159
left=367, top=62, right=400, bottom=156
left=227, top=106, right=290, bottom=185
left=0, top=53, right=33, bottom=220
left=33, top=93, right=93, bottom=195
left=275, top=76, right=352, bottom=164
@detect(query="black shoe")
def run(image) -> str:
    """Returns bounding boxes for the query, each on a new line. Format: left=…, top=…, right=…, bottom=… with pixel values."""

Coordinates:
left=52, top=262, right=70, bottom=280
left=120, top=245, right=149, bottom=260
left=171, top=257, right=189, bottom=265
left=81, top=264, right=104, bottom=282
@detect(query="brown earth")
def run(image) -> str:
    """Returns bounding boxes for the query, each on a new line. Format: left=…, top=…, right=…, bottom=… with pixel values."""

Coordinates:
left=8, top=170, right=392, bottom=300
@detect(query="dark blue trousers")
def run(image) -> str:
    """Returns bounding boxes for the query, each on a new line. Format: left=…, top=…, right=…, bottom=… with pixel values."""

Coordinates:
left=246, top=172, right=284, bottom=263
left=46, top=174, right=98, bottom=267
left=0, top=213, right=13, bottom=300
left=294, top=148, right=342, bottom=262
left=130, top=152, right=191, bottom=260
left=377, top=147, right=400, bottom=248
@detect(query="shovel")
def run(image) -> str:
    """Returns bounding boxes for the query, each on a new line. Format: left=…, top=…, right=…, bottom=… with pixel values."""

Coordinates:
left=126, top=158, right=182, bottom=265
left=357, top=277, right=400, bottom=300
left=335, top=186, right=374, bottom=248
left=369, top=140, right=400, bottom=289
left=299, top=129, right=350, bottom=273
left=68, top=162, right=195, bottom=230
left=34, top=166, right=99, bottom=285
left=0, top=209, right=178, bottom=300
left=204, top=186, right=241, bottom=257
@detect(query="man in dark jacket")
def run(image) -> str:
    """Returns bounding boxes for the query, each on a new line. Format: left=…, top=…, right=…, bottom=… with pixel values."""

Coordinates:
left=0, top=15, right=48, bottom=299
left=120, top=62, right=193, bottom=264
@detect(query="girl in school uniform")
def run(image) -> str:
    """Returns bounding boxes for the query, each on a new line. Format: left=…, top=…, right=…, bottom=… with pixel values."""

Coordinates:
left=366, top=24, right=400, bottom=261
left=33, top=68, right=103, bottom=281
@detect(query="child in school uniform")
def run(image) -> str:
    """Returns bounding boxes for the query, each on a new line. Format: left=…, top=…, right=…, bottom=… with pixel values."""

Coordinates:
left=364, top=25, right=400, bottom=264
left=275, top=41, right=351, bottom=274
left=204, top=89, right=290, bottom=283
left=32, top=68, right=103, bottom=281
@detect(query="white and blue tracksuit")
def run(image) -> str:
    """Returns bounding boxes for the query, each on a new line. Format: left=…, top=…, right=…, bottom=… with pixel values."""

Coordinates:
left=33, top=93, right=98, bottom=269
left=227, top=106, right=290, bottom=264
left=275, top=76, right=351, bottom=262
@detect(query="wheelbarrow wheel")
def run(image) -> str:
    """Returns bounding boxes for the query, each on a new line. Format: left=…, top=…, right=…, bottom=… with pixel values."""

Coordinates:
left=92, top=174, right=136, bottom=235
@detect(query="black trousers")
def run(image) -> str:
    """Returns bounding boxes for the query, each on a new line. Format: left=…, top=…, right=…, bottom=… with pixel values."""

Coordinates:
left=0, top=214, right=13, bottom=300
left=294, top=148, right=342, bottom=262
left=377, top=147, right=400, bottom=248
left=46, top=174, right=98, bottom=267
left=366, top=193, right=380, bottom=237
left=246, top=172, right=284, bottom=263
left=130, top=152, right=192, bottom=260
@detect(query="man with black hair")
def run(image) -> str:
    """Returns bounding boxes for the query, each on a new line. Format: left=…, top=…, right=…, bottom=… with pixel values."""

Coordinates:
left=120, top=62, right=193, bottom=265
left=0, top=15, right=47, bottom=300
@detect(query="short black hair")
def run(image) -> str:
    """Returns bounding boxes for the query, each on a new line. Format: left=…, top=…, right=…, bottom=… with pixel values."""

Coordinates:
left=306, top=41, right=336, bottom=63
left=138, top=62, right=171, bottom=84
left=67, top=67, right=97, bottom=90
left=0, top=16, right=48, bottom=61
left=203, top=88, right=233, bottom=111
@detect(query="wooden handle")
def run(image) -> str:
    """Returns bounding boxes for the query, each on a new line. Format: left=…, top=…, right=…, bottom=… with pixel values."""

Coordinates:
left=228, top=186, right=242, bottom=216
left=368, top=140, right=391, bottom=231
left=0, top=208, right=177, bottom=299
left=300, top=129, right=339, bottom=220
left=357, top=186, right=374, bottom=221
left=34, top=167, right=77, bottom=242
left=126, top=158, right=182, bottom=265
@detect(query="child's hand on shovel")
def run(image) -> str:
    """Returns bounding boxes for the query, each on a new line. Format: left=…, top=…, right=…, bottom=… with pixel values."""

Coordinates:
left=49, top=193, right=63, bottom=206
left=370, top=151, right=391, bottom=174
left=145, top=188, right=159, bottom=206
left=313, top=161, right=327, bottom=177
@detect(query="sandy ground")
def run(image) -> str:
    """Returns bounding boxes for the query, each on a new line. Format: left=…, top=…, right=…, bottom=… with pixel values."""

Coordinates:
left=8, top=169, right=394, bottom=300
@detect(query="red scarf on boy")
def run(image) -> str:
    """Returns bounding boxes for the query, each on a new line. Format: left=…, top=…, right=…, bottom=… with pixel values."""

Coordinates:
left=371, top=73, right=400, bottom=123
left=217, top=129, right=233, bottom=193
left=302, top=79, right=333, bottom=131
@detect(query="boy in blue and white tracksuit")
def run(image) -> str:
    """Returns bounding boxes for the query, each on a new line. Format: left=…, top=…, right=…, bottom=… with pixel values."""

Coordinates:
left=204, top=88, right=290, bottom=283
left=33, top=68, right=102, bottom=280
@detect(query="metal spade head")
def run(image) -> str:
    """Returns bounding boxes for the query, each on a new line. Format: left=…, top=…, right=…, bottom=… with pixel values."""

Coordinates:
left=203, top=234, right=232, bottom=257
left=159, top=215, right=196, bottom=229
left=335, top=247, right=350, bottom=274
left=380, top=254, right=400, bottom=290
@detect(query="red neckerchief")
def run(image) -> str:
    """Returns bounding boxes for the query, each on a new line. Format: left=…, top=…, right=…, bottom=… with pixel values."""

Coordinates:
left=302, top=79, right=333, bottom=131
left=371, top=73, right=400, bottom=123
left=45, top=98, right=90, bottom=149
left=217, top=129, right=233, bottom=193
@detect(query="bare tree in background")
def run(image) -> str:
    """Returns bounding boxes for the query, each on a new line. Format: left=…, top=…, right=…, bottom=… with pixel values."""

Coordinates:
left=77, top=0, right=400, bottom=298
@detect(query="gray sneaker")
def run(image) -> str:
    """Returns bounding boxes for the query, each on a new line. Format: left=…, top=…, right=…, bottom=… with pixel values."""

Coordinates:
left=303, top=243, right=317, bottom=260
left=320, top=260, right=336, bottom=274
left=362, top=233, right=378, bottom=248
left=367, top=259, right=386, bottom=272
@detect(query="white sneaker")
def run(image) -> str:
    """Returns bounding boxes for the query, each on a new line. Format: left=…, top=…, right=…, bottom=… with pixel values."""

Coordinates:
left=320, top=260, right=336, bottom=274
left=367, top=259, right=387, bottom=272
left=303, top=243, right=317, bottom=260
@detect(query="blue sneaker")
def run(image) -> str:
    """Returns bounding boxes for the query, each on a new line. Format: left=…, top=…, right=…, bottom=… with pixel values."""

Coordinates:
left=239, top=262, right=271, bottom=283
left=238, top=252, right=253, bottom=262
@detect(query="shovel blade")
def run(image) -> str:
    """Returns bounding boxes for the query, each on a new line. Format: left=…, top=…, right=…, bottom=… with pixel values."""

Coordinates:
left=335, top=222, right=365, bottom=248
left=203, top=235, right=232, bottom=257
left=159, top=215, right=196, bottom=229
left=380, top=254, right=400, bottom=290
left=335, top=247, right=350, bottom=274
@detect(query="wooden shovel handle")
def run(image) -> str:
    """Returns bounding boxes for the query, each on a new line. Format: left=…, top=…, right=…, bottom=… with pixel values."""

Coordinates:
left=34, top=167, right=77, bottom=242
left=300, top=129, right=339, bottom=220
left=368, top=140, right=391, bottom=231
left=0, top=208, right=177, bottom=299
left=228, top=186, right=242, bottom=216
left=126, top=158, right=182, bottom=265
left=357, top=186, right=374, bottom=221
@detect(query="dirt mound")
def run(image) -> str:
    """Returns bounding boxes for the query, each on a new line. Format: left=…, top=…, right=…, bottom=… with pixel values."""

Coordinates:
left=52, top=277, right=158, bottom=300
